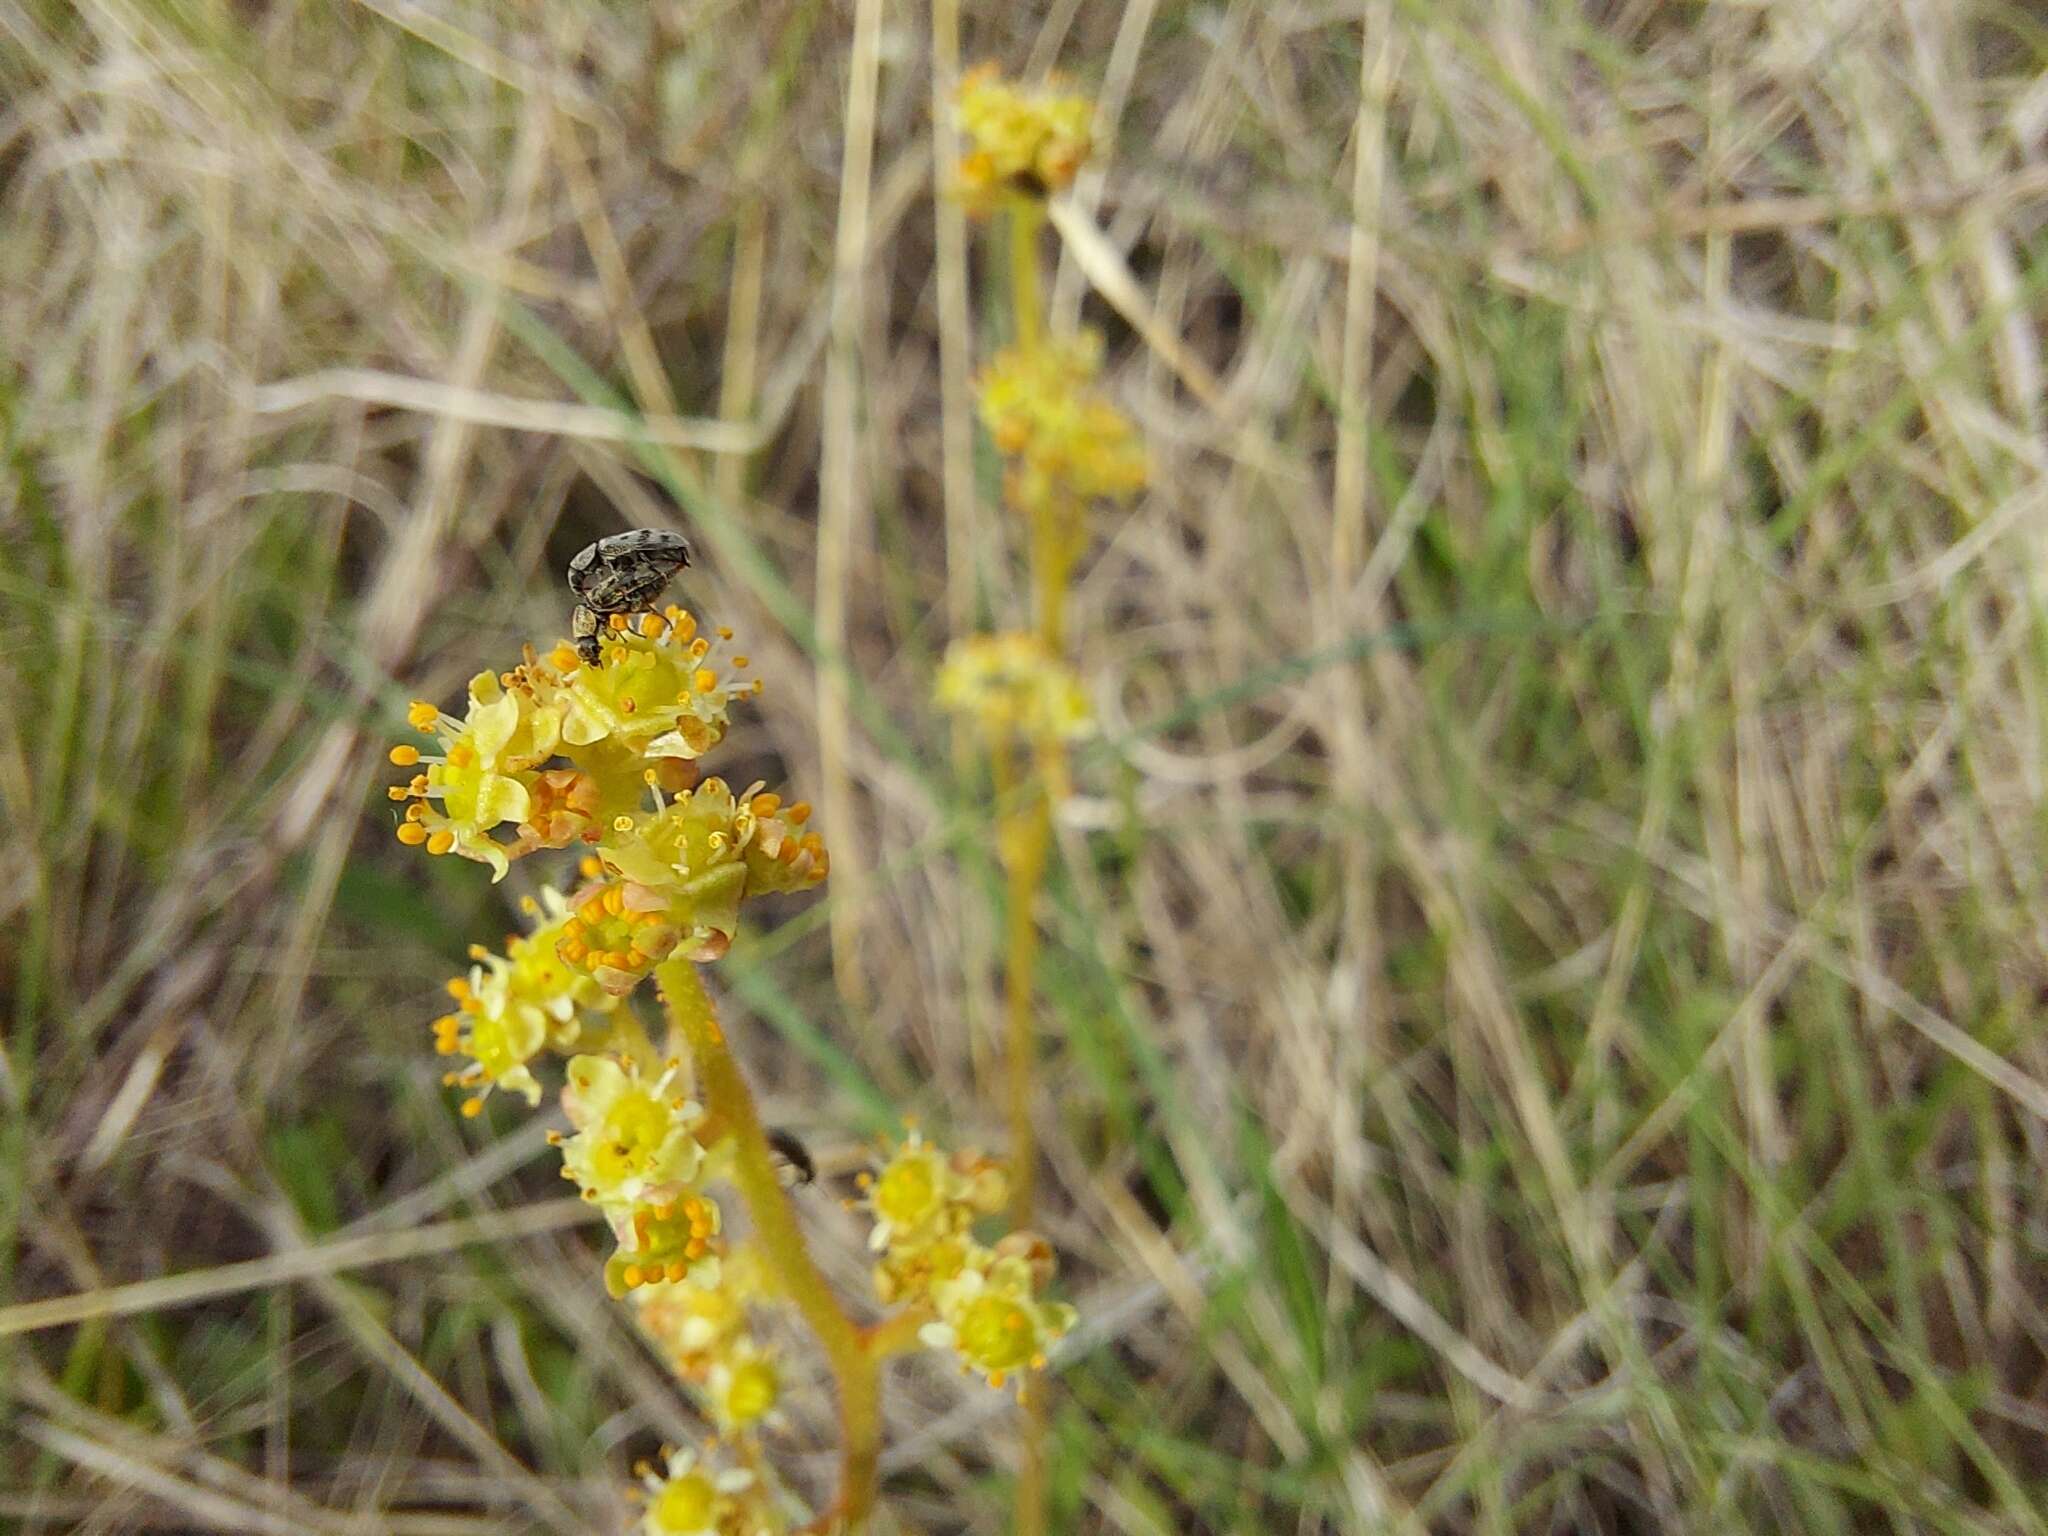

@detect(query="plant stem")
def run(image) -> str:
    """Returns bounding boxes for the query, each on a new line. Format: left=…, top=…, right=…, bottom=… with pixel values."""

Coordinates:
left=991, top=745, right=1049, bottom=1226
left=656, top=959, right=880, bottom=1530
left=1004, top=195, right=1061, bottom=1536
left=1011, top=202, right=1044, bottom=349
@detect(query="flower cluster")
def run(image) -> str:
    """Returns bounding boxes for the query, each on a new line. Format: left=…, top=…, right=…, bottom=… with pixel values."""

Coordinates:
left=937, top=632, right=1092, bottom=747
left=432, top=887, right=617, bottom=1114
left=633, top=1245, right=787, bottom=1439
left=953, top=64, right=1093, bottom=212
left=859, top=1131, right=1074, bottom=1388
left=391, top=603, right=828, bottom=1529
left=977, top=334, right=1147, bottom=520
left=387, top=608, right=775, bottom=883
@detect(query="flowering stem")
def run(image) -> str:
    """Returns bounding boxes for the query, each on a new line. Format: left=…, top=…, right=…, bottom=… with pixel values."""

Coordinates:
left=1028, top=512, right=1076, bottom=654
left=656, top=958, right=880, bottom=1531
left=1003, top=195, right=1061, bottom=1536
left=990, top=746, right=1049, bottom=1227
left=1010, top=202, right=1044, bottom=350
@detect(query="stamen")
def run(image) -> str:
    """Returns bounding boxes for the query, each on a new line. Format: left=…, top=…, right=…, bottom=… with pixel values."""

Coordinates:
left=388, top=744, right=420, bottom=766
left=397, top=822, right=427, bottom=845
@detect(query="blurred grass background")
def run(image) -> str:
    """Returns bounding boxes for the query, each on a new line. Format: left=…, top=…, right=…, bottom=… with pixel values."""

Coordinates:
left=5, top=1, right=2048, bottom=1532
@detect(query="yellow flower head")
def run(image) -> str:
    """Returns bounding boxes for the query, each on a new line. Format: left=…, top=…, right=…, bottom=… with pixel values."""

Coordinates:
left=553, top=877, right=683, bottom=998
left=638, top=1447, right=757, bottom=1536
left=858, top=1130, right=1009, bottom=1259
left=977, top=335, right=1146, bottom=514
left=936, top=632, right=1092, bottom=745
left=953, top=65, right=1093, bottom=213
left=918, top=1245, right=1076, bottom=1389
left=558, top=1054, right=707, bottom=1211
left=388, top=672, right=559, bottom=880
left=705, top=1338, right=782, bottom=1432
left=543, top=607, right=754, bottom=762
left=432, top=888, right=615, bottom=1114
left=605, top=1190, right=724, bottom=1296
left=860, top=1129, right=958, bottom=1254
left=596, top=780, right=828, bottom=964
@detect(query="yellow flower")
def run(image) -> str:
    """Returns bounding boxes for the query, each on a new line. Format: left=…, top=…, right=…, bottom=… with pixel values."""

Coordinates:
left=976, top=335, right=1146, bottom=514
left=389, top=672, right=558, bottom=880
left=431, top=888, right=615, bottom=1113
left=918, top=1246, right=1076, bottom=1388
left=936, top=632, right=1092, bottom=744
left=860, top=1130, right=958, bottom=1254
left=548, top=607, right=752, bottom=762
left=552, top=878, right=683, bottom=997
left=596, top=780, right=828, bottom=963
left=558, top=1054, right=707, bottom=1210
left=858, top=1130, right=1009, bottom=1261
left=705, top=1338, right=781, bottom=1432
left=604, top=1191, right=724, bottom=1296
left=638, top=1448, right=756, bottom=1536
left=954, top=65, right=1093, bottom=212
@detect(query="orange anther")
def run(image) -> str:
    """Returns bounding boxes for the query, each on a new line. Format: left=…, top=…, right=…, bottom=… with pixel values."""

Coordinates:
left=426, top=830, right=456, bottom=856
left=388, top=744, right=420, bottom=766
left=397, top=822, right=428, bottom=845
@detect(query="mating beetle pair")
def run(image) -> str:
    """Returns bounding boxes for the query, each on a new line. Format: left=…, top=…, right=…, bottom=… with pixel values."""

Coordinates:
left=566, top=527, right=694, bottom=667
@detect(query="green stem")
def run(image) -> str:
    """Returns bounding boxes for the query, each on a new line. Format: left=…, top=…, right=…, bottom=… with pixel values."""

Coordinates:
left=990, top=746, right=1049, bottom=1227
left=1010, top=203, right=1044, bottom=350
left=1002, top=195, right=1062, bottom=1536
left=656, top=959, right=880, bottom=1530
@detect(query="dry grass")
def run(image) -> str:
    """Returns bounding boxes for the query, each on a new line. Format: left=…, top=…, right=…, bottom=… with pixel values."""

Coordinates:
left=5, top=1, right=2048, bottom=1532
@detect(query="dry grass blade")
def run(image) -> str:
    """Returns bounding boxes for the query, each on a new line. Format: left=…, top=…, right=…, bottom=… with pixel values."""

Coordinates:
left=0, top=1200, right=595, bottom=1337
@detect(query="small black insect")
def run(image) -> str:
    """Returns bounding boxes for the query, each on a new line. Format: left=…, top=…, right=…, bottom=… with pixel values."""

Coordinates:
left=764, top=1126, right=817, bottom=1188
left=566, top=528, right=693, bottom=667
